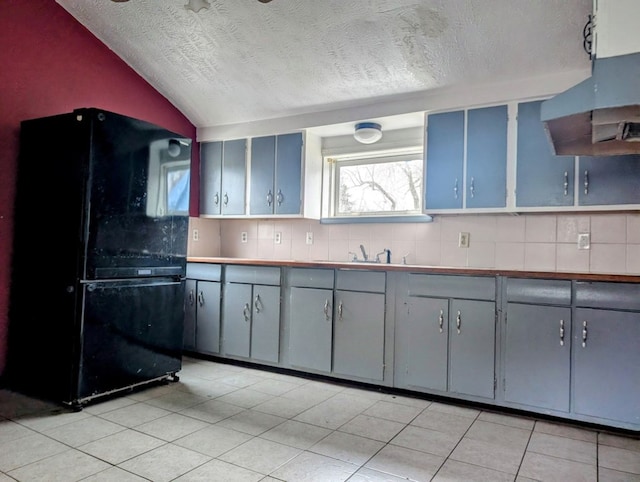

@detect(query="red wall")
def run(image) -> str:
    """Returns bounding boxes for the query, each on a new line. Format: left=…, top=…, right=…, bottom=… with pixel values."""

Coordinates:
left=0, top=1, right=199, bottom=376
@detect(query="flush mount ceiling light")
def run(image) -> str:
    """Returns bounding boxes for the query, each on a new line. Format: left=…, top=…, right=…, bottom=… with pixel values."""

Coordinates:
left=354, top=122, right=382, bottom=144
left=185, top=0, right=211, bottom=12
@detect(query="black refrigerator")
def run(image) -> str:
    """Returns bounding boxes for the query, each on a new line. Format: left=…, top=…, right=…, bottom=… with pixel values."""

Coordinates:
left=8, top=108, right=192, bottom=409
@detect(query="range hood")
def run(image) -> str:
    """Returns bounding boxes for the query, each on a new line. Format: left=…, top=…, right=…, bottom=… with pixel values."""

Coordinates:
left=541, top=52, right=640, bottom=156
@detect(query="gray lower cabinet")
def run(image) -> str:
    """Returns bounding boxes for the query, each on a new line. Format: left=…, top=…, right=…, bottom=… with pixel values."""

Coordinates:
left=405, top=274, right=496, bottom=400
left=574, top=282, right=640, bottom=428
left=222, top=266, right=281, bottom=363
left=449, top=299, right=495, bottom=399
left=289, top=286, right=333, bottom=372
left=503, top=279, right=572, bottom=412
left=185, top=264, right=222, bottom=355
left=407, top=296, right=448, bottom=391
left=333, top=289, right=385, bottom=381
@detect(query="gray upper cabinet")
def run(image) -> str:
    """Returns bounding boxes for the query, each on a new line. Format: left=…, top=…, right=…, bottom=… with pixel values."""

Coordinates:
left=516, top=100, right=575, bottom=207
left=503, top=278, right=572, bottom=412
left=466, top=105, right=508, bottom=208
left=573, top=282, right=640, bottom=428
left=578, top=154, right=640, bottom=206
left=200, top=139, right=247, bottom=216
left=425, top=110, right=464, bottom=210
left=250, top=132, right=303, bottom=216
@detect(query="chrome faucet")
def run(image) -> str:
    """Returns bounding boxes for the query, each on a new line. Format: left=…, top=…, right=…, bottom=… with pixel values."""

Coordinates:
left=375, top=248, right=391, bottom=264
left=359, top=244, right=368, bottom=261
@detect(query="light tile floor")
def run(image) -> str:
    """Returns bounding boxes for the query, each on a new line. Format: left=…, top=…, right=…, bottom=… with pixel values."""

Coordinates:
left=1, top=357, right=639, bottom=481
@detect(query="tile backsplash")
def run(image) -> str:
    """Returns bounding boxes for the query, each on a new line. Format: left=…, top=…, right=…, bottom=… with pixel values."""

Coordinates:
left=188, top=213, right=640, bottom=275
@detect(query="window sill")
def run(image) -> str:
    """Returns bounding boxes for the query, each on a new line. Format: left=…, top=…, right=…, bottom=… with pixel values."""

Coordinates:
left=320, top=215, right=433, bottom=224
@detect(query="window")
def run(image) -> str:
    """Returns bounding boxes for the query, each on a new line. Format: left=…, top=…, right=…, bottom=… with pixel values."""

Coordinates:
left=329, top=150, right=423, bottom=218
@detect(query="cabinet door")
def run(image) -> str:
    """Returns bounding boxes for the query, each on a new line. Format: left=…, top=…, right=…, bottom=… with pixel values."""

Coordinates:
left=183, top=279, right=197, bottom=350
left=275, top=132, right=303, bottom=215
left=578, top=155, right=640, bottom=206
left=516, top=100, right=575, bottom=207
left=504, top=303, right=570, bottom=411
left=200, top=142, right=223, bottom=215
left=221, top=139, right=247, bottom=215
left=449, top=299, right=495, bottom=399
left=407, top=297, right=448, bottom=391
left=333, top=290, right=385, bottom=381
left=573, top=308, right=640, bottom=426
left=195, top=281, right=221, bottom=355
left=425, top=110, right=464, bottom=209
left=466, top=105, right=508, bottom=208
left=222, top=283, right=251, bottom=357
left=289, top=287, right=333, bottom=372
left=250, top=136, right=276, bottom=215
left=250, top=285, right=280, bottom=363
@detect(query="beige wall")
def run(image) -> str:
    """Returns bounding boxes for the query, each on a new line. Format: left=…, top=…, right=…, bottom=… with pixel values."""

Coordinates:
left=188, top=213, right=640, bottom=275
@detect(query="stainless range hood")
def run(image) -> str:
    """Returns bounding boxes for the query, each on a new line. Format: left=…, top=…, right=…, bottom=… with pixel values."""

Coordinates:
left=540, top=51, right=640, bottom=156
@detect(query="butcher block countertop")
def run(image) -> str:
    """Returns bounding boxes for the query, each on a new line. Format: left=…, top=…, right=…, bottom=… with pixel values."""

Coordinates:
left=187, top=257, right=640, bottom=283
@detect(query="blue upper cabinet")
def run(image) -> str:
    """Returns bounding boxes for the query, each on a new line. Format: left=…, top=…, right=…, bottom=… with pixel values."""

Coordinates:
left=466, top=105, right=508, bottom=208
left=250, top=132, right=303, bottom=215
left=425, top=110, right=464, bottom=210
left=516, top=100, right=575, bottom=207
left=250, top=136, right=276, bottom=215
left=578, top=154, right=640, bottom=206
left=200, top=141, right=223, bottom=215
left=200, top=139, right=247, bottom=216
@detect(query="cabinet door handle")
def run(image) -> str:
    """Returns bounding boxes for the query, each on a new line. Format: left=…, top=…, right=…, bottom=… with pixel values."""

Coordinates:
left=323, top=299, right=330, bottom=320
left=560, top=319, right=565, bottom=346
left=470, top=177, right=475, bottom=198
left=254, top=294, right=261, bottom=313
left=266, top=190, right=273, bottom=206
left=214, top=192, right=220, bottom=206
left=338, top=301, right=343, bottom=321
left=276, top=189, right=283, bottom=206
left=188, top=289, right=195, bottom=306
left=453, top=179, right=459, bottom=199
left=438, top=309, right=444, bottom=333
left=223, top=193, right=229, bottom=206
left=563, top=171, right=569, bottom=196
left=197, top=290, right=204, bottom=307
left=582, top=320, right=588, bottom=347
left=584, top=170, right=589, bottom=195
left=243, top=303, right=250, bottom=322
left=456, top=310, right=461, bottom=334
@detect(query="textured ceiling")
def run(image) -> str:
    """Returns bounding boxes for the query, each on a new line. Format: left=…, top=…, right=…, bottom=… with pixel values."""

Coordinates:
left=56, top=0, right=592, bottom=131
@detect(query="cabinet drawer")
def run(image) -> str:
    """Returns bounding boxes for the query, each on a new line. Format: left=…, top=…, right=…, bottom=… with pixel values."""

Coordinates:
left=225, top=265, right=281, bottom=285
left=288, top=268, right=334, bottom=289
left=187, top=263, right=222, bottom=281
left=409, top=274, right=496, bottom=300
left=506, top=278, right=571, bottom=305
left=575, top=282, right=640, bottom=310
left=336, top=270, right=386, bottom=293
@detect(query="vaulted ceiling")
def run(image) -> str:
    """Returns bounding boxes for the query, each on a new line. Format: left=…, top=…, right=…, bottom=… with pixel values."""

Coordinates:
left=56, top=0, right=593, bottom=134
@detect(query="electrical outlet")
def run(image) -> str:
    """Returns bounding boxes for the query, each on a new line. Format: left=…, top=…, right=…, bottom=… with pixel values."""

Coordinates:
left=241, top=231, right=248, bottom=243
left=274, top=232, right=282, bottom=244
left=306, top=232, right=313, bottom=245
left=458, top=232, right=470, bottom=248
left=192, top=229, right=199, bottom=241
left=578, top=233, right=590, bottom=250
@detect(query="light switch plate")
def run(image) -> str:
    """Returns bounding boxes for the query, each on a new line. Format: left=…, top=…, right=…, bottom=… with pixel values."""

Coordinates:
left=192, top=229, right=199, bottom=241
left=241, top=231, right=248, bottom=243
left=578, top=233, right=590, bottom=250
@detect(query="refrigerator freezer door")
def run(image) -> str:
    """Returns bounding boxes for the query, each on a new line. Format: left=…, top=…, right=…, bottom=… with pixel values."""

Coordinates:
left=83, top=109, right=191, bottom=280
left=76, top=277, right=184, bottom=404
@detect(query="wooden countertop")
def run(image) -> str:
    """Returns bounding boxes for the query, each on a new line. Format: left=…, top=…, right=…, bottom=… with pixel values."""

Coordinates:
left=187, top=257, right=640, bottom=283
